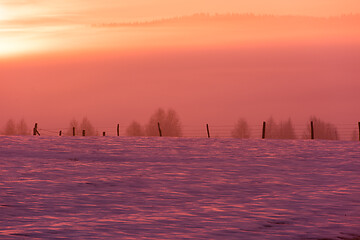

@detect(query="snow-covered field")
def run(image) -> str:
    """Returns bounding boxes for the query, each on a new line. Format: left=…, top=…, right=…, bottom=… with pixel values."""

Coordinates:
left=0, top=136, right=359, bottom=239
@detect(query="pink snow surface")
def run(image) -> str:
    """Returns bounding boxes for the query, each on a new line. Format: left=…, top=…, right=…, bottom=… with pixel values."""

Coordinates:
left=0, top=136, right=359, bottom=239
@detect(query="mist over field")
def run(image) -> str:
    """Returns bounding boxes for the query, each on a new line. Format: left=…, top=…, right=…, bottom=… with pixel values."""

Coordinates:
left=1, top=14, right=359, bottom=136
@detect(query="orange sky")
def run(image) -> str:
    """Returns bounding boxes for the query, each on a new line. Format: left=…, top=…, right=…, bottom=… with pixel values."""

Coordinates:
left=1, top=1, right=360, bottom=137
left=1, top=0, right=360, bottom=56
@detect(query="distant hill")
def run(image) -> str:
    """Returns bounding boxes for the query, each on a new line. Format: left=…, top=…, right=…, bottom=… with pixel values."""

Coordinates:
left=93, top=13, right=360, bottom=28
left=92, top=13, right=360, bottom=44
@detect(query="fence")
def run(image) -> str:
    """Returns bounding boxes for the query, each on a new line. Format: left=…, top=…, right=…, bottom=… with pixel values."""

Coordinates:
left=29, top=121, right=360, bottom=141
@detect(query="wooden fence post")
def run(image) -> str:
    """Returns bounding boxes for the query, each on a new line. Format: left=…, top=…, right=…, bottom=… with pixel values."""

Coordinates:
left=33, top=123, right=40, bottom=136
left=262, top=122, right=266, bottom=139
left=73, top=127, right=75, bottom=136
left=117, top=124, right=120, bottom=136
left=206, top=124, right=210, bottom=138
left=33, top=123, right=37, bottom=136
left=311, top=121, right=314, bottom=140
left=158, top=122, right=162, bottom=137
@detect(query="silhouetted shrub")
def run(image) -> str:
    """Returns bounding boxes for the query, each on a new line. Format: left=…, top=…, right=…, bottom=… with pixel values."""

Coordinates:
left=3, top=119, right=16, bottom=135
left=126, top=121, right=145, bottom=136
left=17, top=119, right=30, bottom=135
left=351, top=129, right=358, bottom=141
left=65, top=119, right=78, bottom=136
left=277, top=119, right=296, bottom=139
left=231, top=118, right=250, bottom=138
left=265, top=117, right=278, bottom=139
left=80, top=117, right=96, bottom=136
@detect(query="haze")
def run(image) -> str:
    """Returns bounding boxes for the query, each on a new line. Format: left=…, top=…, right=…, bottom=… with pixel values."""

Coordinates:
left=1, top=0, right=359, bottom=131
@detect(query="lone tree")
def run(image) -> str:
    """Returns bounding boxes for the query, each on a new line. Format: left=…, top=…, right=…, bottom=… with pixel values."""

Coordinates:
left=303, top=116, right=339, bottom=140
left=126, top=121, right=145, bottom=136
left=231, top=118, right=250, bottom=138
left=145, top=108, right=182, bottom=137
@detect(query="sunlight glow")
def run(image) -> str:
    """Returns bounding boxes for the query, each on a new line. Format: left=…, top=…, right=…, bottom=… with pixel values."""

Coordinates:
left=0, top=40, right=31, bottom=56
left=0, top=36, right=47, bottom=58
left=0, top=5, right=9, bottom=20
left=0, top=1, right=359, bottom=58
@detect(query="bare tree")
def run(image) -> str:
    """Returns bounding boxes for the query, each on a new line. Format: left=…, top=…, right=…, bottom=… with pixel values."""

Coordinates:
left=65, top=118, right=79, bottom=136
left=264, top=117, right=296, bottom=139
left=65, top=117, right=96, bottom=136
left=265, top=117, right=279, bottom=139
left=163, top=109, right=182, bottom=137
left=17, top=118, right=30, bottom=135
left=4, top=119, right=16, bottom=135
left=80, top=117, right=96, bottom=136
left=303, top=116, right=339, bottom=140
left=277, top=118, right=296, bottom=139
left=126, top=121, right=145, bottom=136
left=146, top=109, right=166, bottom=136
left=231, top=118, right=250, bottom=138
left=351, top=129, right=358, bottom=141
left=2, top=119, right=30, bottom=135
left=145, top=108, right=182, bottom=137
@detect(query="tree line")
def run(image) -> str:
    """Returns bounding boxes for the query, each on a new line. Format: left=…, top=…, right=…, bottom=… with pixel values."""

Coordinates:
left=231, top=116, right=342, bottom=140
left=0, top=108, right=358, bottom=140
left=0, top=108, right=183, bottom=137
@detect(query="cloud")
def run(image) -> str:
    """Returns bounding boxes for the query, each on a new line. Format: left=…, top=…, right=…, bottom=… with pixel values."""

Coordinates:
left=1, top=0, right=41, bottom=6
left=92, top=13, right=360, bottom=28
left=91, top=14, right=360, bottom=46
left=1, top=16, right=78, bottom=26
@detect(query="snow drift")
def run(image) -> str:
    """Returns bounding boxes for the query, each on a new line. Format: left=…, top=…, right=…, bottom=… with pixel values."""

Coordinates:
left=0, top=136, right=359, bottom=239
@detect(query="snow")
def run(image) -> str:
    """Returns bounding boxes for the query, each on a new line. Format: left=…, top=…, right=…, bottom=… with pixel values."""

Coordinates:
left=0, top=136, right=359, bottom=239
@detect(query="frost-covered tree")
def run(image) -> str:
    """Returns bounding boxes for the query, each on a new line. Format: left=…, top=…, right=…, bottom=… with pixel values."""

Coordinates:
left=231, top=118, right=250, bottom=138
left=2, top=119, right=30, bottom=135
left=146, top=108, right=167, bottom=136
left=145, top=108, right=182, bottom=137
left=351, top=129, right=359, bottom=141
left=65, top=119, right=79, bottom=136
left=277, top=119, right=296, bottom=139
left=80, top=117, right=96, bottom=136
left=164, top=109, right=182, bottom=137
left=265, top=117, right=279, bottom=139
left=126, top=121, right=145, bottom=136
left=4, top=119, right=16, bottom=135
left=65, top=117, right=97, bottom=136
left=264, top=117, right=296, bottom=139
left=17, top=119, right=30, bottom=135
left=303, top=116, right=339, bottom=140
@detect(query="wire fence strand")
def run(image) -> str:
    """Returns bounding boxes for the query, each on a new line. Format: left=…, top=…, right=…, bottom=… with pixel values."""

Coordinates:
left=20, top=122, right=360, bottom=141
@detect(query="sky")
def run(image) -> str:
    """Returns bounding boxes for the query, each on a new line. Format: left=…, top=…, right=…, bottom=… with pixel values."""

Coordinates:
left=1, top=0, right=360, bottom=137
left=1, top=0, right=360, bottom=56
